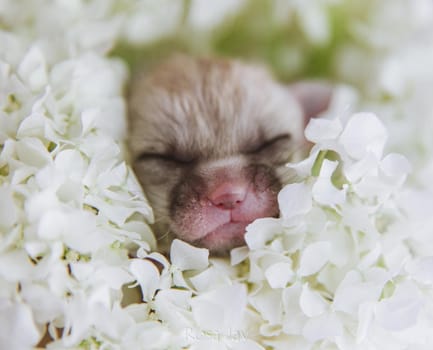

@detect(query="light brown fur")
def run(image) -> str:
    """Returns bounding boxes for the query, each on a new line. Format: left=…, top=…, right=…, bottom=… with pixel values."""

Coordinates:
left=128, top=55, right=330, bottom=253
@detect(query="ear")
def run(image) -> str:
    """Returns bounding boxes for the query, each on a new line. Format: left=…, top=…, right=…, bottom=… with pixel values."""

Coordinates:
left=289, top=81, right=333, bottom=125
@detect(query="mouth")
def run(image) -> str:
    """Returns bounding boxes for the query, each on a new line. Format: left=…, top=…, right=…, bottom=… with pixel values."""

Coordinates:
left=193, top=221, right=249, bottom=252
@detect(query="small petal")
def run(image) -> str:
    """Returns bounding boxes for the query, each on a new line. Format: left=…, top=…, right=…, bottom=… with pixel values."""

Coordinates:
left=230, top=246, right=250, bottom=265
left=129, top=259, right=160, bottom=302
left=170, top=239, right=209, bottom=271
left=265, top=262, right=294, bottom=289
left=245, top=218, right=283, bottom=250
left=0, top=185, right=18, bottom=229
left=15, top=137, right=52, bottom=167
left=333, top=270, right=386, bottom=314
left=375, top=281, right=422, bottom=331
left=406, top=257, right=433, bottom=284
left=0, top=250, right=34, bottom=282
left=305, top=117, right=343, bottom=143
left=0, top=300, right=40, bottom=349
left=298, top=241, right=331, bottom=276
left=190, top=284, right=247, bottom=332
left=357, top=302, right=375, bottom=343
left=339, top=112, right=387, bottom=160
left=302, top=312, right=343, bottom=342
left=299, top=283, right=328, bottom=317
left=153, top=289, right=193, bottom=332
left=312, top=159, right=347, bottom=206
left=17, top=46, right=47, bottom=91
left=278, top=183, right=312, bottom=224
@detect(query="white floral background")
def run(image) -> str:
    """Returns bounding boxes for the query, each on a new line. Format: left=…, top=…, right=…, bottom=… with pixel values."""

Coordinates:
left=2, top=1, right=433, bottom=349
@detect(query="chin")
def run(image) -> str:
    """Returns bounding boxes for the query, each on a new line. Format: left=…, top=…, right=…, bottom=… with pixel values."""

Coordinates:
left=192, top=221, right=249, bottom=253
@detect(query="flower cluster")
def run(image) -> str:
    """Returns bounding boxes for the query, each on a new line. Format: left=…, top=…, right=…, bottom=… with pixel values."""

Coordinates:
left=1, top=1, right=433, bottom=349
left=0, top=31, right=159, bottom=348
left=236, top=103, right=433, bottom=348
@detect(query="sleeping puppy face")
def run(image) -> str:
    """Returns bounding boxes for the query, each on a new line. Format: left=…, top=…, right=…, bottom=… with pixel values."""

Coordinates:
left=128, top=56, right=331, bottom=254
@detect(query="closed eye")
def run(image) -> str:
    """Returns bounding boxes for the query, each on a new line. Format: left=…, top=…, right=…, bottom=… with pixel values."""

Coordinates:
left=247, top=133, right=292, bottom=154
left=136, top=152, right=197, bottom=165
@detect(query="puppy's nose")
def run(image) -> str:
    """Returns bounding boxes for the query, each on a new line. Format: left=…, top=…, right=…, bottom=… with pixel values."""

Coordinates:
left=209, top=183, right=248, bottom=210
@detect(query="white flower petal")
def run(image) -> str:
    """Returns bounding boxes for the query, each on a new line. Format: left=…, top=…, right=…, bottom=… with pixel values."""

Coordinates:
left=299, top=283, right=328, bottom=318
left=95, top=266, right=134, bottom=290
left=16, top=112, right=46, bottom=139
left=245, top=218, right=283, bottom=250
left=333, top=270, right=387, bottom=315
left=406, top=257, right=433, bottom=284
left=312, top=159, right=347, bottom=206
left=296, top=2, right=330, bottom=45
left=375, top=281, right=422, bottom=331
left=305, top=117, right=343, bottom=143
left=153, top=289, right=193, bottom=332
left=189, top=265, right=233, bottom=292
left=357, top=302, right=375, bottom=343
left=302, top=312, right=343, bottom=342
left=188, top=0, right=246, bottom=30
left=278, top=183, right=312, bottom=224
left=0, top=185, right=18, bottom=229
left=381, top=153, right=411, bottom=177
left=281, top=282, right=306, bottom=334
left=0, top=299, right=40, bottom=349
left=344, top=153, right=379, bottom=183
left=298, top=241, right=331, bottom=276
left=20, top=284, right=63, bottom=323
left=286, top=148, right=320, bottom=178
left=0, top=251, right=34, bottom=282
left=54, top=149, right=86, bottom=180
left=250, top=285, right=283, bottom=325
left=129, top=259, right=160, bottom=302
left=170, top=239, right=209, bottom=271
left=17, top=46, right=47, bottom=91
left=265, top=262, right=294, bottom=289
left=190, top=284, right=247, bottom=332
left=339, top=112, right=387, bottom=160
left=231, top=340, right=265, bottom=350
left=230, top=246, right=250, bottom=265
left=15, top=137, right=52, bottom=167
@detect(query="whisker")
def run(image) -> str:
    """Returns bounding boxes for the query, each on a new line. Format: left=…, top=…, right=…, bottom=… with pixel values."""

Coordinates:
left=155, top=229, right=172, bottom=241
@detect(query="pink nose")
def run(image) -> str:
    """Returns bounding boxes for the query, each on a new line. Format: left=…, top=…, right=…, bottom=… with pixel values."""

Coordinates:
left=208, top=183, right=248, bottom=210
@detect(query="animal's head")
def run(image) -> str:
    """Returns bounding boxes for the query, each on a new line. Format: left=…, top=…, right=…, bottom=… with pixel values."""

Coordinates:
left=128, top=56, right=332, bottom=254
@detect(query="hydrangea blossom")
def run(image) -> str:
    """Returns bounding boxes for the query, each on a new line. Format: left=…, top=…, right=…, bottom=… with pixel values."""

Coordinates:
left=239, top=107, right=433, bottom=348
left=2, top=1, right=433, bottom=350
